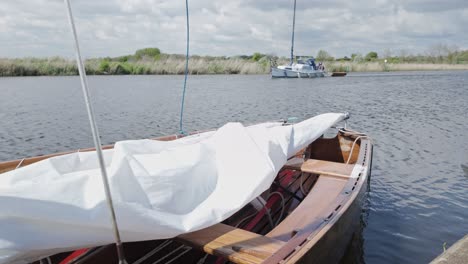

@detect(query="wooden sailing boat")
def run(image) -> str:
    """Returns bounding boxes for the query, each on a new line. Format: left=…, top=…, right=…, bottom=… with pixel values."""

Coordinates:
left=0, top=125, right=372, bottom=264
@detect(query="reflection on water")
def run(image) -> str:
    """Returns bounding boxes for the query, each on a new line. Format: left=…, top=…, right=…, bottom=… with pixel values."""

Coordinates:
left=0, top=71, right=467, bottom=263
left=461, top=164, right=468, bottom=177
left=340, top=164, right=372, bottom=264
left=340, top=217, right=366, bottom=264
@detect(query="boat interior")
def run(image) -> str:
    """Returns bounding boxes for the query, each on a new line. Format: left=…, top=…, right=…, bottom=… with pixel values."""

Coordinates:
left=0, top=129, right=370, bottom=264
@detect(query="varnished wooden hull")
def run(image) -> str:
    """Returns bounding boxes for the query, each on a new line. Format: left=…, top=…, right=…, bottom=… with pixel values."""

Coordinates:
left=296, top=154, right=370, bottom=263
left=265, top=136, right=372, bottom=264
left=1, top=128, right=373, bottom=264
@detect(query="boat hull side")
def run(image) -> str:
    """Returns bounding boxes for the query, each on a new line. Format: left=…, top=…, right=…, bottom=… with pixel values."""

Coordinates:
left=284, top=138, right=373, bottom=264
left=271, top=68, right=299, bottom=78
left=271, top=67, right=325, bottom=78
left=296, top=172, right=368, bottom=264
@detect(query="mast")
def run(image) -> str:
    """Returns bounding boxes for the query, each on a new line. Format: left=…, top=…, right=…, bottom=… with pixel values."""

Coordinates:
left=63, top=0, right=127, bottom=263
left=290, top=0, right=297, bottom=65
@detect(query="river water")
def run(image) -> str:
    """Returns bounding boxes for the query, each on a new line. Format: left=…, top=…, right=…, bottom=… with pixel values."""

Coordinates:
left=0, top=71, right=467, bottom=263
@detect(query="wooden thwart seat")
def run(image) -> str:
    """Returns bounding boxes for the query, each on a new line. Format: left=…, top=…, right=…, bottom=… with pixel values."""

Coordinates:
left=176, top=223, right=285, bottom=264
left=283, top=158, right=354, bottom=178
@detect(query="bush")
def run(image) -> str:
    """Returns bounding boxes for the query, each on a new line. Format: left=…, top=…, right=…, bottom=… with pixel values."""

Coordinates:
left=135, top=48, right=161, bottom=59
left=98, top=60, right=110, bottom=73
left=316, top=50, right=334, bottom=61
left=258, top=56, right=270, bottom=70
left=111, top=62, right=132, bottom=74
left=116, top=55, right=130, bottom=62
left=251, top=52, right=264, bottom=62
left=365, top=52, right=378, bottom=61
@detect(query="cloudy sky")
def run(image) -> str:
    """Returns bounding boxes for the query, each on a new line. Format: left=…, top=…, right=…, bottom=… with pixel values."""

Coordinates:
left=1, top=0, right=467, bottom=58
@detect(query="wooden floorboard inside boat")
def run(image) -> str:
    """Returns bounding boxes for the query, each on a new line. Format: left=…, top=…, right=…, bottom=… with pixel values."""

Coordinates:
left=266, top=176, right=348, bottom=242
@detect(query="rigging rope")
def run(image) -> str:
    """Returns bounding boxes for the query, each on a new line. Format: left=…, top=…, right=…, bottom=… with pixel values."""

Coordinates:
left=179, top=0, right=190, bottom=134
left=63, top=1, right=127, bottom=263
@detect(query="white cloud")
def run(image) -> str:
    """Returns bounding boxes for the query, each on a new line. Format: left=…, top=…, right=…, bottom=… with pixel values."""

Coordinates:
left=0, top=0, right=467, bottom=58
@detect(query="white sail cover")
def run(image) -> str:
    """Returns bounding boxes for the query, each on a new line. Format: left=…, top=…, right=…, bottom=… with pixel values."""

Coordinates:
left=0, top=113, right=345, bottom=263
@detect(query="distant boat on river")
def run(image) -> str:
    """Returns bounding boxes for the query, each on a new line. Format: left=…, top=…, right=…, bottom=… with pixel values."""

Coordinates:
left=271, top=0, right=326, bottom=79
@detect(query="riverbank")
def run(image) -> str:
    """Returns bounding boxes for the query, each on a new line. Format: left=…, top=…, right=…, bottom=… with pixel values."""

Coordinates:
left=430, top=235, right=468, bottom=264
left=1, top=55, right=467, bottom=76
left=325, top=61, right=468, bottom=72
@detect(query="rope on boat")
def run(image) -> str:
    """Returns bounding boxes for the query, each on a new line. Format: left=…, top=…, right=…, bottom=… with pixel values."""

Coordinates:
left=345, top=135, right=368, bottom=164
left=258, top=197, right=276, bottom=229
left=179, top=0, right=190, bottom=135
left=268, top=191, right=286, bottom=226
left=338, top=127, right=372, bottom=164
left=151, top=245, right=190, bottom=264
left=15, top=158, right=25, bottom=169
left=165, top=246, right=192, bottom=264
left=133, top=240, right=173, bottom=264
left=196, top=254, right=210, bottom=264
left=235, top=211, right=258, bottom=228
left=62, top=1, right=127, bottom=263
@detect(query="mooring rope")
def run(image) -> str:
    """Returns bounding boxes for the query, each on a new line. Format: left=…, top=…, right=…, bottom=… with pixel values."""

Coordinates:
left=62, top=0, right=127, bottom=263
left=179, top=0, right=190, bottom=134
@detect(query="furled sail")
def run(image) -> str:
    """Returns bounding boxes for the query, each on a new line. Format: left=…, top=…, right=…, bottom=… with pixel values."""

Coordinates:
left=0, top=113, right=345, bottom=263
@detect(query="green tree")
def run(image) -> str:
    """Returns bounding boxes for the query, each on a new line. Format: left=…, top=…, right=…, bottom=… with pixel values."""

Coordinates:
left=135, top=48, right=161, bottom=59
left=365, top=51, right=378, bottom=61
left=316, top=50, right=333, bottom=61
left=251, top=52, right=264, bottom=62
left=116, top=55, right=130, bottom=62
left=98, top=60, right=110, bottom=73
left=457, top=50, right=468, bottom=63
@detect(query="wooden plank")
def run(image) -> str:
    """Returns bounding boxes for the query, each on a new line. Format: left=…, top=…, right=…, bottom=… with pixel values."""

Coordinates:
left=301, top=159, right=354, bottom=178
left=283, top=158, right=354, bottom=178
left=176, top=223, right=285, bottom=264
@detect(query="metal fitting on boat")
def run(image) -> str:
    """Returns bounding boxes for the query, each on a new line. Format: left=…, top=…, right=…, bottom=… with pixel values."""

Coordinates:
left=343, top=112, right=350, bottom=120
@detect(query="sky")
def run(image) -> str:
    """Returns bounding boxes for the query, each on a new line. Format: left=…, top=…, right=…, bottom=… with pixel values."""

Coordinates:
left=0, top=0, right=467, bottom=58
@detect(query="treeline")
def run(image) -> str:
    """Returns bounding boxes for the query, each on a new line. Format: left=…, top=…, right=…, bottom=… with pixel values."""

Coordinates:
left=313, top=44, right=468, bottom=64
left=0, top=48, right=273, bottom=76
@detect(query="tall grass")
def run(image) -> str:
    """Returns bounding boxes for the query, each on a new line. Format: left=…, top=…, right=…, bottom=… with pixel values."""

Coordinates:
left=324, top=61, right=468, bottom=72
left=1, top=54, right=467, bottom=77
left=0, top=55, right=270, bottom=76
left=0, top=57, right=78, bottom=76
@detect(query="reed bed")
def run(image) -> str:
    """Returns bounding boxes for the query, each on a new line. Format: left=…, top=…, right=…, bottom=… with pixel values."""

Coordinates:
left=0, top=56, right=271, bottom=76
left=325, top=61, right=468, bottom=72
left=1, top=56, right=467, bottom=77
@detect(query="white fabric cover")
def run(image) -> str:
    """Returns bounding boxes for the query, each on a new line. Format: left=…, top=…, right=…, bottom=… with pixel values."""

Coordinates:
left=0, top=113, right=345, bottom=264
